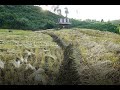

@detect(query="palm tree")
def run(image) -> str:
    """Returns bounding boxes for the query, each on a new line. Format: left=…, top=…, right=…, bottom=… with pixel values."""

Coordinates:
left=53, top=5, right=59, bottom=14
left=64, top=7, right=69, bottom=18
left=57, top=9, right=62, bottom=16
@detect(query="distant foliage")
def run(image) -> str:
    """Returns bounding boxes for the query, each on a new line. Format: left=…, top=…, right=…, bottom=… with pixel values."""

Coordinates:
left=0, top=5, right=119, bottom=33
left=0, top=5, right=62, bottom=30
left=110, top=20, right=120, bottom=25
left=70, top=19, right=119, bottom=33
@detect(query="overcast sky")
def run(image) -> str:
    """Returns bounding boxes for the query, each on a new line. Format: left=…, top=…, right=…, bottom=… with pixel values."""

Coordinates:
left=39, top=5, right=120, bottom=21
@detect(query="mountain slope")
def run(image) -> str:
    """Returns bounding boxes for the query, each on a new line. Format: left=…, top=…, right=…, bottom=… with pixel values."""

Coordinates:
left=0, top=5, right=119, bottom=33
left=0, top=5, right=63, bottom=30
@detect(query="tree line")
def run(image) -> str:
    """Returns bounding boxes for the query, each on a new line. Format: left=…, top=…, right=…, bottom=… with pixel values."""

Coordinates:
left=0, top=5, right=119, bottom=33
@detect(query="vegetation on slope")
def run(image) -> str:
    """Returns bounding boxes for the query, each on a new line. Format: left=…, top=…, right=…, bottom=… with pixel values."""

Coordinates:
left=71, top=19, right=119, bottom=33
left=0, top=5, right=119, bottom=33
left=0, top=5, right=62, bottom=30
left=110, top=19, right=120, bottom=25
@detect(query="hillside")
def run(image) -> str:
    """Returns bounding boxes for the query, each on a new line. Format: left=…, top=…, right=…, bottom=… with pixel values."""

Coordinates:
left=0, top=5, right=63, bottom=30
left=0, top=28, right=120, bottom=85
left=0, top=5, right=119, bottom=33
left=110, top=19, right=120, bottom=25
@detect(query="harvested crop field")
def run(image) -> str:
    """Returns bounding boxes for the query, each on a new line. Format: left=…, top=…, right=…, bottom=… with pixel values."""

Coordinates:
left=1, top=28, right=120, bottom=85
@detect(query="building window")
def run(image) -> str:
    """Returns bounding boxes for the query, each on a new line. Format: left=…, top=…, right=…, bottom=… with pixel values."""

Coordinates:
left=64, top=18, right=66, bottom=23
left=62, top=18, right=64, bottom=23
left=67, top=18, right=69, bottom=23
left=59, top=18, right=62, bottom=23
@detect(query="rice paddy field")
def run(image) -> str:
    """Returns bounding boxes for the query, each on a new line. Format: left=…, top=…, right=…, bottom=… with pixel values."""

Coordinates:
left=0, top=29, right=63, bottom=85
left=1, top=28, right=120, bottom=85
left=44, top=28, right=120, bottom=85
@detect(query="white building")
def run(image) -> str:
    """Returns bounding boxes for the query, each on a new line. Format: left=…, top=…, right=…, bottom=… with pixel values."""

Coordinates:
left=57, top=18, right=71, bottom=28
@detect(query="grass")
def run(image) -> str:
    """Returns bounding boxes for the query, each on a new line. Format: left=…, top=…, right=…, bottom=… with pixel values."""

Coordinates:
left=43, top=28, right=120, bottom=84
left=1, top=28, right=120, bottom=85
left=0, top=29, right=63, bottom=85
left=46, top=28, right=120, bottom=63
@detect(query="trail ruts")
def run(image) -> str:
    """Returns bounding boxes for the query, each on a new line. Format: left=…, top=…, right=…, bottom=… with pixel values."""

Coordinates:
left=41, top=32, right=67, bottom=50
left=42, top=32, right=84, bottom=85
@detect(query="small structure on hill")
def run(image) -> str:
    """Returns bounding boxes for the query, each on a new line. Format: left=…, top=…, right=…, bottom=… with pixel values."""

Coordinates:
left=56, top=7, right=71, bottom=29
left=57, top=18, right=71, bottom=28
